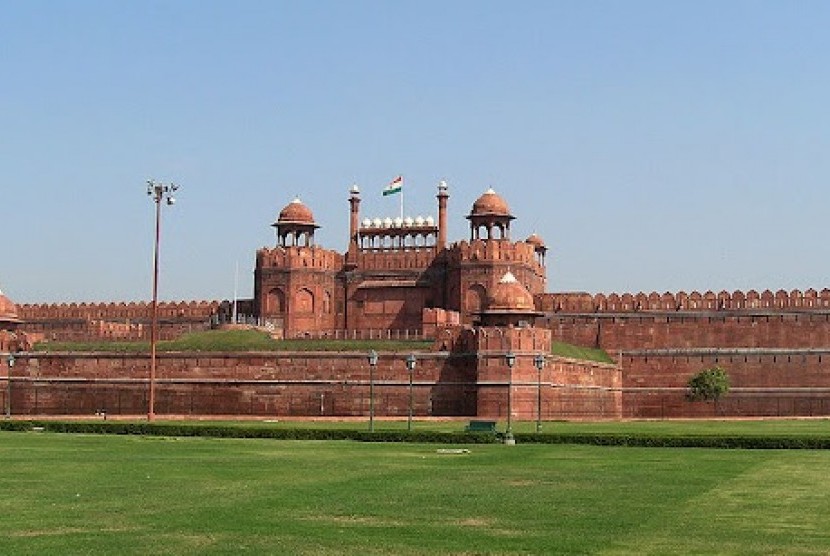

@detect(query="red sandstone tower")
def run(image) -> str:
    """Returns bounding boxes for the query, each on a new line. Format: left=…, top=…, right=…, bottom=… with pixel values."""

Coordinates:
left=254, top=198, right=343, bottom=338
left=474, top=272, right=551, bottom=420
left=447, top=188, right=547, bottom=324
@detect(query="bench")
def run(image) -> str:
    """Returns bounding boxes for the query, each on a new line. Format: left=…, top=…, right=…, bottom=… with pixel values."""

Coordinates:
left=464, top=420, right=497, bottom=433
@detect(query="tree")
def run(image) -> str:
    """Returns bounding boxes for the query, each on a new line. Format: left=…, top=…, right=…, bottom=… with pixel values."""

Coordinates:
left=687, top=367, right=730, bottom=402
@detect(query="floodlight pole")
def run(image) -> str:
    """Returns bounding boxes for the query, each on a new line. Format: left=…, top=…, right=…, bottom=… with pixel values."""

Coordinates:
left=505, top=351, right=516, bottom=439
left=405, top=354, right=416, bottom=432
left=5, top=353, right=14, bottom=420
left=368, top=350, right=378, bottom=432
left=147, top=180, right=178, bottom=421
left=534, top=353, right=546, bottom=433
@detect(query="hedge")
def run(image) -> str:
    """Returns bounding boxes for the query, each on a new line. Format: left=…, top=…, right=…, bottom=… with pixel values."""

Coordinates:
left=2, top=421, right=830, bottom=449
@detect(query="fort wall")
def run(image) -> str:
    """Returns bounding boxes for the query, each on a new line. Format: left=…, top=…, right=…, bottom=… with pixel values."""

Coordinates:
left=622, top=349, right=830, bottom=418
left=0, top=349, right=618, bottom=420
left=539, top=288, right=830, bottom=314
left=18, top=300, right=224, bottom=341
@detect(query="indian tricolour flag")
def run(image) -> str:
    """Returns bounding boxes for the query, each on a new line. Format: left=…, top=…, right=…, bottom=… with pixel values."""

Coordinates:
left=382, top=175, right=403, bottom=196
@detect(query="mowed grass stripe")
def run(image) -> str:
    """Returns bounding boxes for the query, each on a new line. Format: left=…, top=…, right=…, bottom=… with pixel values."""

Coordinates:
left=600, top=451, right=830, bottom=555
left=2, top=434, right=830, bottom=554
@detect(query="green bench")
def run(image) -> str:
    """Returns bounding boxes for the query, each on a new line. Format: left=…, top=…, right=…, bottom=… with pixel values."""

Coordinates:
left=465, top=420, right=497, bottom=433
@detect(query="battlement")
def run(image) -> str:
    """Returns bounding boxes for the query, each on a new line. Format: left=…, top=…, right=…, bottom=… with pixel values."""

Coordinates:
left=352, top=248, right=439, bottom=272
left=18, top=300, right=223, bottom=321
left=256, top=246, right=344, bottom=271
left=539, top=288, right=830, bottom=314
left=450, top=239, right=543, bottom=269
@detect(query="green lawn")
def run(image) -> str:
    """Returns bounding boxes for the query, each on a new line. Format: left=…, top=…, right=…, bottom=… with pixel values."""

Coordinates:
left=33, top=330, right=614, bottom=364
left=33, top=329, right=434, bottom=354
left=2, top=432, right=830, bottom=554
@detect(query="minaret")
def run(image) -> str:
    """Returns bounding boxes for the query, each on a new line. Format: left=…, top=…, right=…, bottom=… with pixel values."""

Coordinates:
left=437, top=180, right=449, bottom=250
left=348, top=184, right=361, bottom=251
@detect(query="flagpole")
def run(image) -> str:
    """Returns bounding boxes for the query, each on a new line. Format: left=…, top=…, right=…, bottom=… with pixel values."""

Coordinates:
left=232, top=261, right=239, bottom=324
left=400, top=177, right=404, bottom=220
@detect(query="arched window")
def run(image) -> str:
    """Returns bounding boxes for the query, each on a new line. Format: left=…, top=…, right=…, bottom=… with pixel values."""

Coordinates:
left=295, top=288, right=314, bottom=313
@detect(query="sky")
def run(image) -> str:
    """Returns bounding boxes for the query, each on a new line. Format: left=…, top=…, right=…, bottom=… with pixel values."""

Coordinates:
left=3, top=1, right=830, bottom=303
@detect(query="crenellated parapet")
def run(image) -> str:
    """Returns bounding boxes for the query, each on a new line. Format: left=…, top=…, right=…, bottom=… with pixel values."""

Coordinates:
left=18, top=300, right=224, bottom=321
left=539, top=288, right=830, bottom=314
left=256, top=246, right=344, bottom=271
left=353, top=249, right=439, bottom=272
left=450, top=239, right=543, bottom=270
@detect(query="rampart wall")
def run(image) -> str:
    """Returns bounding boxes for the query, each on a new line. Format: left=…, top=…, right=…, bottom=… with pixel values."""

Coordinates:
left=543, top=312, right=830, bottom=352
left=0, top=350, right=618, bottom=420
left=541, top=288, right=830, bottom=419
left=622, top=349, right=830, bottom=418
left=539, top=288, right=830, bottom=314
left=17, top=300, right=224, bottom=342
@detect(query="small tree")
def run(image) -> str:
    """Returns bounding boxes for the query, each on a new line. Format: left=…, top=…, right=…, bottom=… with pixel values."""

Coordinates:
left=687, top=367, right=730, bottom=402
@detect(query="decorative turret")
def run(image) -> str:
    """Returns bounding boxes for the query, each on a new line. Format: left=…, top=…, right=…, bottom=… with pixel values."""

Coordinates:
left=273, top=198, right=320, bottom=247
left=467, top=188, right=515, bottom=240
left=348, top=184, right=361, bottom=251
left=437, top=180, right=449, bottom=250
left=526, top=233, right=547, bottom=266
left=0, top=289, right=21, bottom=329
left=477, top=272, right=540, bottom=327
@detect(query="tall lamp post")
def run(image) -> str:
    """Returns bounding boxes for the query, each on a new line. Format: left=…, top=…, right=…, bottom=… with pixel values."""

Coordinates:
left=146, top=180, right=178, bottom=421
left=368, top=350, right=378, bottom=432
left=505, top=351, right=516, bottom=441
left=405, top=354, right=416, bottom=432
left=5, top=353, right=14, bottom=420
left=534, top=353, right=546, bottom=433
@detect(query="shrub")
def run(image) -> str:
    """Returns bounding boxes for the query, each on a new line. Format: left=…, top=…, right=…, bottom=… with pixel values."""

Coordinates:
left=687, top=366, right=730, bottom=402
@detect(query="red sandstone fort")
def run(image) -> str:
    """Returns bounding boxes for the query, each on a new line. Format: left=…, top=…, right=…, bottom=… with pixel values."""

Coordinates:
left=3, top=183, right=830, bottom=420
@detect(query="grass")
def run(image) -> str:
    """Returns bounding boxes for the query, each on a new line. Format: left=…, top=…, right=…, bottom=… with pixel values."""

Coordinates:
left=32, top=330, right=615, bottom=365
left=551, top=341, right=615, bottom=364
left=33, top=329, right=433, bottom=354
left=1, top=432, right=830, bottom=554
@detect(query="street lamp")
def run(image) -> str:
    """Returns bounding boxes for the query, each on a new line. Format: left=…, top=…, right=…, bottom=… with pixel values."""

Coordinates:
left=505, top=351, right=516, bottom=440
left=367, top=350, right=378, bottom=432
left=534, top=353, right=546, bottom=433
left=146, top=180, right=178, bottom=421
left=5, top=353, right=15, bottom=420
left=405, top=353, right=416, bottom=432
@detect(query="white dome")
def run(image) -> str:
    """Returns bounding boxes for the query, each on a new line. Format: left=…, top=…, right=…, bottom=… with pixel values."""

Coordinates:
left=415, top=216, right=425, bottom=226
left=425, top=216, right=435, bottom=226
left=404, top=216, right=414, bottom=226
left=361, top=218, right=372, bottom=228
left=372, top=218, right=382, bottom=227
left=393, top=217, right=403, bottom=227
left=383, top=217, right=393, bottom=227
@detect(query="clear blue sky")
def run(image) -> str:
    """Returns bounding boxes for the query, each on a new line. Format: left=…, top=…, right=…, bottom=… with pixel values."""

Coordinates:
left=3, top=1, right=830, bottom=303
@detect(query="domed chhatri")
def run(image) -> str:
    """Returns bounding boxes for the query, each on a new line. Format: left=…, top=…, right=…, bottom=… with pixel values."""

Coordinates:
left=273, top=198, right=319, bottom=247
left=276, top=198, right=317, bottom=227
left=467, top=188, right=515, bottom=241
left=526, top=233, right=545, bottom=249
left=0, top=289, right=21, bottom=327
left=470, top=188, right=512, bottom=218
left=474, top=271, right=541, bottom=326
left=486, top=271, right=536, bottom=313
